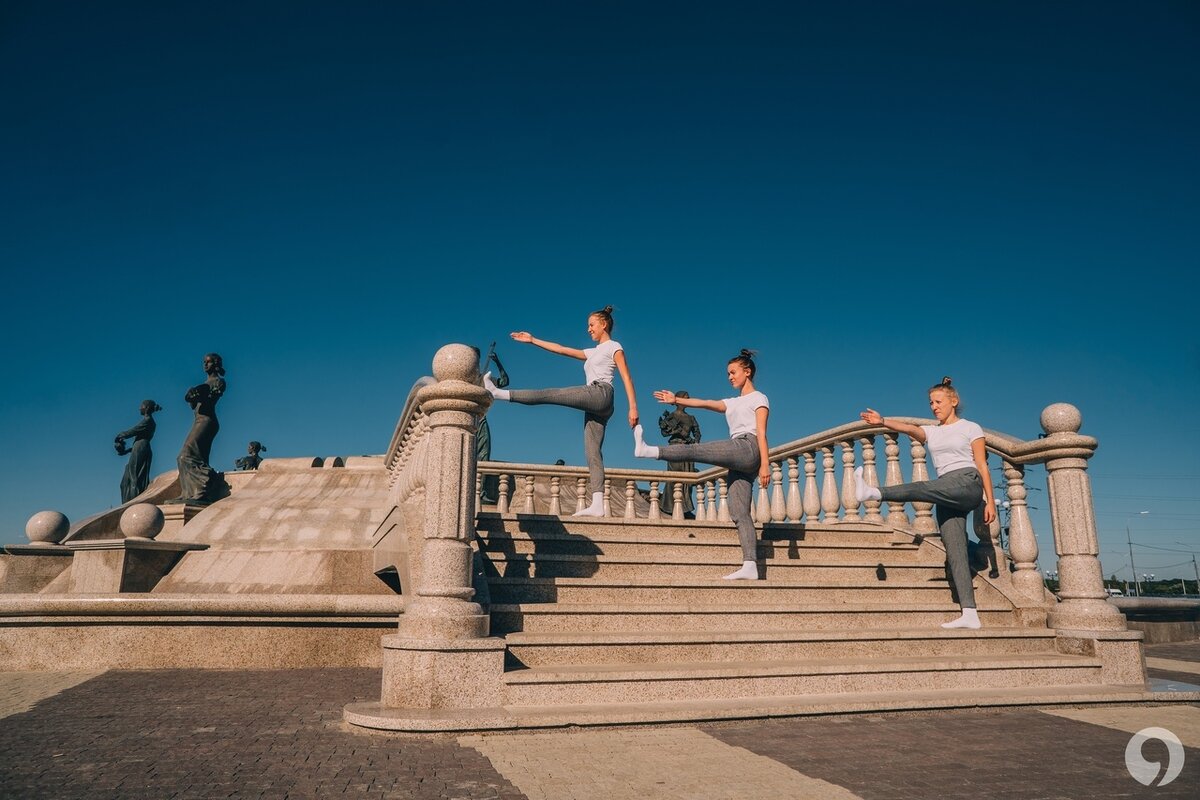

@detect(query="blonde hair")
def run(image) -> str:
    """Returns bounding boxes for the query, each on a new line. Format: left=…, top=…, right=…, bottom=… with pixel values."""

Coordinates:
left=928, top=376, right=961, bottom=410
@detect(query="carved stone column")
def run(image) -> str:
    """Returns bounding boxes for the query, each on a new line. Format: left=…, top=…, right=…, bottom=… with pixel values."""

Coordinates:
left=353, top=344, right=508, bottom=723
left=1039, top=404, right=1126, bottom=633
left=395, top=344, right=494, bottom=641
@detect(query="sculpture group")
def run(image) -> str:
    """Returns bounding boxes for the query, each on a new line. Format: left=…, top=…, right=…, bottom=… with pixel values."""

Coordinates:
left=114, top=352, right=247, bottom=506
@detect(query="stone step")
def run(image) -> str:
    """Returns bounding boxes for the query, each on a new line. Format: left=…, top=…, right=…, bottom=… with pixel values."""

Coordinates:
left=476, top=515, right=920, bottom=548
left=502, top=652, right=1104, bottom=705
left=504, top=627, right=1060, bottom=667
left=486, top=576, right=1005, bottom=606
left=490, top=602, right=1018, bottom=634
left=484, top=553, right=960, bottom=582
left=476, top=528, right=928, bottom=562
left=346, top=683, right=1168, bottom=733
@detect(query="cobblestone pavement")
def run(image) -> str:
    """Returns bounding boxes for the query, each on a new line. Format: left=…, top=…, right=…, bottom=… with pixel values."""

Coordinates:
left=0, top=642, right=1197, bottom=799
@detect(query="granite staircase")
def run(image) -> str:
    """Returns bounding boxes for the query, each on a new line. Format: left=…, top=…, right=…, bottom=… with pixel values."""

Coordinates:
left=475, top=514, right=1122, bottom=720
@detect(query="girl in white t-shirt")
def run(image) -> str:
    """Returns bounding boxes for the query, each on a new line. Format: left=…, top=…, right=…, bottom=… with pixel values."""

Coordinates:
left=633, top=349, right=770, bottom=580
left=484, top=305, right=638, bottom=517
left=854, top=377, right=997, bottom=629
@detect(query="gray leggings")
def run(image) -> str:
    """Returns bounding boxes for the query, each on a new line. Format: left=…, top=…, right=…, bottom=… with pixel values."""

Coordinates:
left=510, top=382, right=614, bottom=495
left=658, top=435, right=760, bottom=561
left=879, top=467, right=984, bottom=609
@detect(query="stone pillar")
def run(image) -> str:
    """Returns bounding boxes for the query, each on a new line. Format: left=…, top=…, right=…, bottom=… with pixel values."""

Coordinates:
left=396, top=343, right=493, bottom=641
left=366, top=344, right=508, bottom=718
left=1039, top=403, right=1127, bottom=632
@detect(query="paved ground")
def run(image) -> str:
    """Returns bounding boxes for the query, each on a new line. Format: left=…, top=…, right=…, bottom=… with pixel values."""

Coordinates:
left=2, top=642, right=1198, bottom=799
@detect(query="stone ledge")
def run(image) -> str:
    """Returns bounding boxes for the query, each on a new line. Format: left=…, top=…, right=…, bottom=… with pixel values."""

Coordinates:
left=344, top=684, right=1200, bottom=733
left=0, top=593, right=405, bottom=617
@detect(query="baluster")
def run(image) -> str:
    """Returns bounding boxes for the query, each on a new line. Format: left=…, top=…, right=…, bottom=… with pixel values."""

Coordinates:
left=754, top=477, right=770, bottom=523
left=475, top=473, right=483, bottom=509
left=694, top=481, right=707, bottom=521
left=603, top=478, right=613, bottom=518
left=498, top=473, right=510, bottom=514
left=672, top=483, right=685, bottom=521
left=706, top=480, right=718, bottom=520
left=839, top=441, right=860, bottom=522
left=576, top=476, right=587, bottom=514
left=770, top=461, right=786, bottom=522
left=624, top=479, right=637, bottom=519
left=649, top=481, right=661, bottom=520
left=522, top=474, right=535, bottom=514
left=549, top=475, right=561, bottom=516
left=820, top=446, right=840, bottom=522
left=718, top=478, right=732, bottom=522
left=910, top=440, right=938, bottom=534
left=1005, top=462, right=1041, bottom=599
left=883, top=433, right=909, bottom=527
left=860, top=436, right=883, bottom=524
left=785, top=457, right=802, bottom=522
left=802, top=452, right=820, bottom=522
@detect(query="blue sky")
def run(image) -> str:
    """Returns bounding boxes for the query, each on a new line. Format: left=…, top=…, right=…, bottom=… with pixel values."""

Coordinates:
left=2, top=1, right=1197, bottom=581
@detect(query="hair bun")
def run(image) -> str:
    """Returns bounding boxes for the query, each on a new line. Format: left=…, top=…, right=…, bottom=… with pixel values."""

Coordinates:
left=940, top=376, right=953, bottom=386
left=740, top=348, right=757, bottom=358
left=602, top=305, right=614, bottom=314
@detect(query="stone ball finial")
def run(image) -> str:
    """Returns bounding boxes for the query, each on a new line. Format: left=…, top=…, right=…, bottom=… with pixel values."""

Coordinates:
left=1041, top=403, right=1082, bottom=435
left=25, top=510, right=70, bottom=546
left=120, top=503, right=165, bottom=540
left=431, top=343, right=481, bottom=384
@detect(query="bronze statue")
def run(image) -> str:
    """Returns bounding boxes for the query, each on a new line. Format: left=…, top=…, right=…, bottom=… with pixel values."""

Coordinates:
left=115, top=400, right=161, bottom=503
left=234, top=441, right=266, bottom=471
left=658, top=390, right=701, bottom=517
left=478, top=343, right=509, bottom=503
left=175, top=353, right=226, bottom=504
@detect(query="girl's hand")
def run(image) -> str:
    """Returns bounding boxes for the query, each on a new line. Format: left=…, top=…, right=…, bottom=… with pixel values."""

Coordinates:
left=510, top=331, right=533, bottom=344
left=983, top=500, right=996, bottom=525
left=759, top=467, right=770, bottom=488
left=860, top=408, right=883, bottom=425
left=653, top=389, right=675, bottom=405
left=628, top=409, right=639, bottom=428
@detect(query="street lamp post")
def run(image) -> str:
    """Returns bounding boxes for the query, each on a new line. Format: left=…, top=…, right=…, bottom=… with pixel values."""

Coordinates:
left=1126, top=511, right=1149, bottom=597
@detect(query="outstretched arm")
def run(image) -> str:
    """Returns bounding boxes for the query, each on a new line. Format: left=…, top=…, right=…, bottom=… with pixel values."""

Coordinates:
left=510, top=331, right=587, bottom=360
left=860, top=408, right=926, bottom=443
left=613, top=349, right=639, bottom=428
left=653, top=389, right=726, bottom=413
left=972, top=437, right=997, bottom=524
left=755, top=405, right=770, bottom=488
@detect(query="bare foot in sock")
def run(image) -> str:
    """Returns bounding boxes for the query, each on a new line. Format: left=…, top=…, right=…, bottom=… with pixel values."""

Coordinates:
left=633, top=425, right=659, bottom=458
left=572, top=493, right=606, bottom=517
left=854, top=467, right=881, bottom=503
left=722, top=561, right=759, bottom=580
left=941, top=608, right=981, bottom=629
left=483, top=371, right=509, bottom=400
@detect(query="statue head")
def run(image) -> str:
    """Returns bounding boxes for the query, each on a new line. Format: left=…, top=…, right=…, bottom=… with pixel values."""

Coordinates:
left=203, top=353, right=226, bottom=376
left=140, top=399, right=162, bottom=416
left=247, top=441, right=265, bottom=455
left=674, top=390, right=689, bottom=408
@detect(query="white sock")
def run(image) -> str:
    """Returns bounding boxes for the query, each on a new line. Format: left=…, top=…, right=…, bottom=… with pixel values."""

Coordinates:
left=941, top=607, right=981, bottom=629
left=854, top=466, right=881, bottom=502
left=483, top=371, right=509, bottom=401
left=572, top=491, right=606, bottom=517
left=633, top=425, right=659, bottom=458
left=722, top=560, right=759, bottom=580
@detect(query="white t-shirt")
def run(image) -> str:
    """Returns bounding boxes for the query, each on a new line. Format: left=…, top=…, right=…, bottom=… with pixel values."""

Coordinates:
left=723, top=391, right=769, bottom=438
left=583, top=339, right=622, bottom=385
left=921, top=419, right=985, bottom=476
